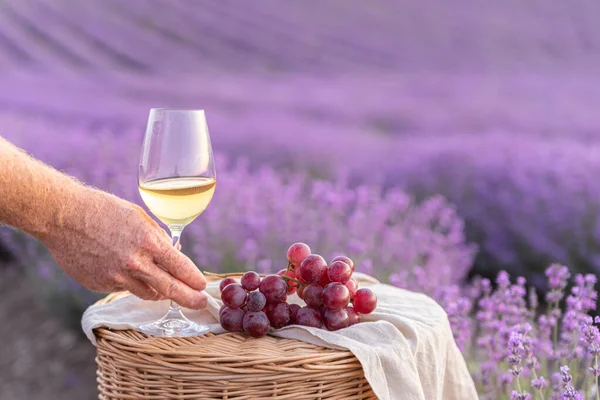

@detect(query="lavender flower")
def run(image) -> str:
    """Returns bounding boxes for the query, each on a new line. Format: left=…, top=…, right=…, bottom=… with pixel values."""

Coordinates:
left=531, top=376, right=549, bottom=390
left=546, top=264, right=570, bottom=304
left=437, top=286, right=473, bottom=352
left=559, top=366, right=583, bottom=399
left=508, top=331, right=525, bottom=377
left=511, top=391, right=532, bottom=400
left=582, top=322, right=600, bottom=358
left=558, top=274, right=599, bottom=361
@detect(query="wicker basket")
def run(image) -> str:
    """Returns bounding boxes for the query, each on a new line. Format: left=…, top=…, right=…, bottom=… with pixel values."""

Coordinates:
left=94, top=277, right=376, bottom=400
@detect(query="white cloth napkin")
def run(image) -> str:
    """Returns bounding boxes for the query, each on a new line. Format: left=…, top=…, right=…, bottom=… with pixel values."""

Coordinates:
left=82, top=273, right=477, bottom=400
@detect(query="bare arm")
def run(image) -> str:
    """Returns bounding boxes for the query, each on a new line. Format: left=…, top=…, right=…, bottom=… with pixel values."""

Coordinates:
left=0, top=136, right=207, bottom=309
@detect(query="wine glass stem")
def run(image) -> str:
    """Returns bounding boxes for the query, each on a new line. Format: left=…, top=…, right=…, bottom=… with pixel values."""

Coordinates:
left=169, top=225, right=184, bottom=311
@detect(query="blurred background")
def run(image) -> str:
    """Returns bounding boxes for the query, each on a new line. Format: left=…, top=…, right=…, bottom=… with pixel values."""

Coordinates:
left=2, top=0, right=600, bottom=398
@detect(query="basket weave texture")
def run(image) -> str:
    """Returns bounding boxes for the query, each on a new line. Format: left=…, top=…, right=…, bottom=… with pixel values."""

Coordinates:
left=94, top=291, right=376, bottom=399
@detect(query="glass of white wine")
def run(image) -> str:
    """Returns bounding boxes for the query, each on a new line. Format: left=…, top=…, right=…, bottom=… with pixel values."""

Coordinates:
left=137, top=108, right=216, bottom=337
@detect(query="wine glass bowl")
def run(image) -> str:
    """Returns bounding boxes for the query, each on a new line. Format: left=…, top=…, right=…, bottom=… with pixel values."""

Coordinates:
left=138, top=176, right=216, bottom=227
left=137, top=108, right=215, bottom=337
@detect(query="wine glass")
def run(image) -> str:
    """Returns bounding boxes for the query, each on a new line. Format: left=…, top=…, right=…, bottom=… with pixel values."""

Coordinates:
left=137, top=108, right=216, bottom=337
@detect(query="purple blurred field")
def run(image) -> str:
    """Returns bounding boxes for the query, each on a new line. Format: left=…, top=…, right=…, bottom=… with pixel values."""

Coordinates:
left=1, top=0, right=600, bottom=137
left=3, top=1, right=600, bottom=399
left=2, top=0, right=599, bottom=72
left=1, top=0, right=600, bottom=297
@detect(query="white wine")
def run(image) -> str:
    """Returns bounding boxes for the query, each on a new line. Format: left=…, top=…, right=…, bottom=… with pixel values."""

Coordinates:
left=139, top=177, right=216, bottom=226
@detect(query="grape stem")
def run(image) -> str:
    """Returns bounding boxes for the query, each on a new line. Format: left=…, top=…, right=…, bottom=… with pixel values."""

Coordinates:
left=202, top=270, right=305, bottom=286
left=280, top=275, right=305, bottom=286
left=202, top=271, right=234, bottom=278
left=203, top=270, right=306, bottom=287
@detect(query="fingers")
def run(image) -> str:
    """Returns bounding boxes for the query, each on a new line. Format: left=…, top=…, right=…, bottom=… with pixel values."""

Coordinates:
left=154, top=244, right=206, bottom=291
left=126, top=279, right=163, bottom=301
left=142, top=265, right=208, bottom=309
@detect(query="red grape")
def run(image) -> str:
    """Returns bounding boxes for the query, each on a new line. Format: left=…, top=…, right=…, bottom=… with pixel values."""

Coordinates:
left=241, top=271, right=261, bottom=291
left=318, top=272, right=330, bottom=287
left=246, top=291, right=267, bottom=312
left=220, top=307, right=245, bottom=332
left=266, top=302, right=291, bottom=328
left=296, top=307, right=323, bottom=328
left=353, top=288, right=377, bottom=314
left=289, top=304, right=301, bottom=324
left=323, top=309, right=349, bottom=331
left=322, top=282, right=351, bottom=310
left=345, top=278, right=358, bottom=298
left=264, top=302, right=275, bottom=316
left=297, top=254, right=328, bottom=284
left=328, top=261, right=352, bottom=284
left=243, top=311, right=270, bottom=338
left=278, top=269, right=298, bottom=295
left=219, top=278, right=237, bottom=292
left=259, top=275, right=288, bottom=304
left=221, top=283, right=247, bottom=308
left=319, top=304, right=327, bottom=316
left=331, top=256, right=354, bottom=272
left=287, top=242, right=311, bottom=266
left=219, top=304, right=227, bottom=316
left=297, top=285, right=305, bottom=298
left=302, top=284, right=324, bottom=309
left=346, top=307, right=361, bottom=326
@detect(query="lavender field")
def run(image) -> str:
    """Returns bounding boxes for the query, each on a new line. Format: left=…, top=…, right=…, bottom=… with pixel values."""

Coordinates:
left=2, top=1, right=600, bottom=399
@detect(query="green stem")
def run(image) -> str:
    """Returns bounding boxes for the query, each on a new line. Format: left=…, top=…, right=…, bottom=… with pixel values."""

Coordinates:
left=530, top=368, right=546, bottom=400
left=551, top=301, right=559, bottom=361
left=569, top=330, right=579, bottom=382
left=280, top=275, right=305, bottom=286
left=595, top=354, right=599, bottom=400
left=583, top=369, right=591, bottom=399
left=515, top=376, right=523, bottom=393
left=542, top=355, right=549, bottom=385
left=552, top=324, right=558, bottom=355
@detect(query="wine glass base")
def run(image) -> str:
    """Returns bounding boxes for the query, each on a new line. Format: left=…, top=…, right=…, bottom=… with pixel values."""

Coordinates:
left=138, top=319, right=210, bottom=337
left=138, top=307, right=211, bottom=337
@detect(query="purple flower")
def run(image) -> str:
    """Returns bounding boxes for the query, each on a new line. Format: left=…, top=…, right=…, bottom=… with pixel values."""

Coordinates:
left=481, top=278, right=492, bottom=295
left=580, top=321, right=600, bottom=356
left=545, top=264, right=570, bottom=304
left=437, top=287, right=473, bottom=352
left=497, top=271, right=511, bottom=288
left=559, top=365, right=583, bottom=399
left=531, top=376, right=548, bottom=390
left=500, top=371, right=515, bottom=385
left=511, top=391, right=531, bottom=400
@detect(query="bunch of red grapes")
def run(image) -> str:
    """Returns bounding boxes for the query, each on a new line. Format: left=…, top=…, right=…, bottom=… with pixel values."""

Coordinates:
left=219, top=242, right=377, bottom=338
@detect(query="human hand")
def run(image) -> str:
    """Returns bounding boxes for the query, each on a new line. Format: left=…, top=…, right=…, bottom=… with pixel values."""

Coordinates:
left=41, top=188, right=207, bottom=309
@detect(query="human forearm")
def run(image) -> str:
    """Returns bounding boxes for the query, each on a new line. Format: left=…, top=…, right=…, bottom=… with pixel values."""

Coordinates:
left=0, top=136, right=83, bottom=240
